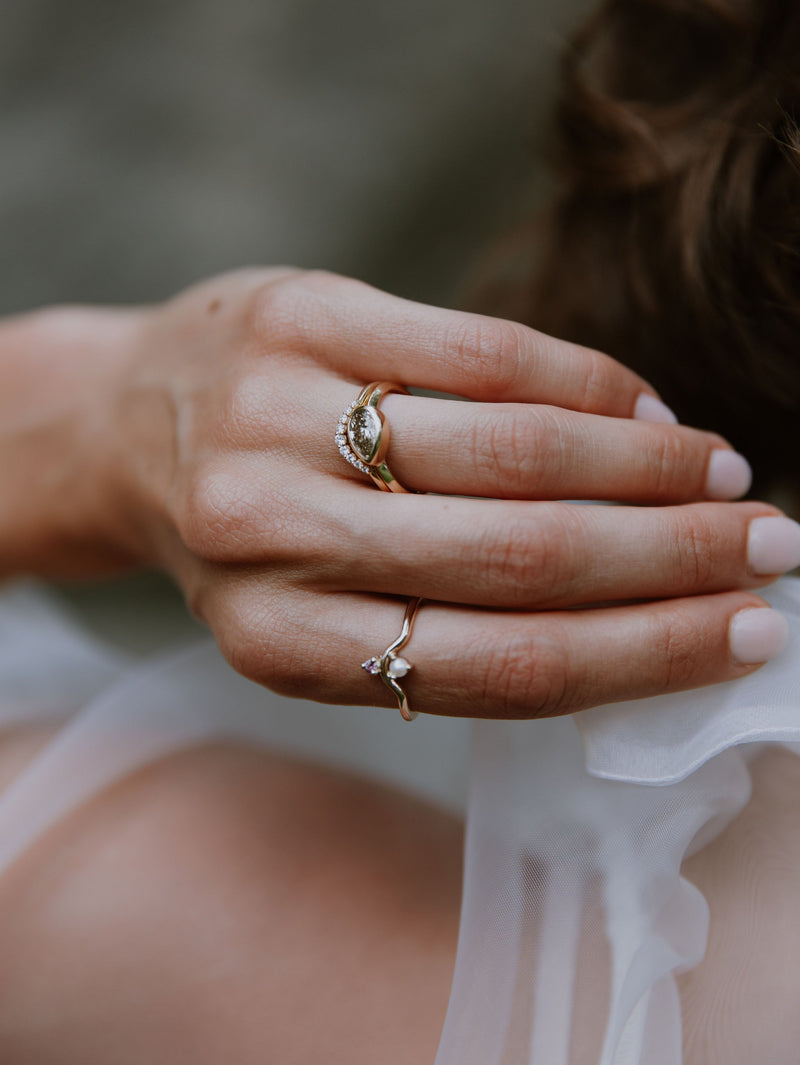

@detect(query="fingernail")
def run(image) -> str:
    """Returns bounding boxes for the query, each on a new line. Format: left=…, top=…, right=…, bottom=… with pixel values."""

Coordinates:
left=634, top=393, right=678, bottom=424
left=729, top=607, right=790, bottom=664
left=747, top=516, right=800, bottom=575
left=705, top=449, right=752, bottom=500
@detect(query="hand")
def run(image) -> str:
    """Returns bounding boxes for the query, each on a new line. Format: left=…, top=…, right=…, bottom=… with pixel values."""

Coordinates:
left=5, top=269, right=798, bottom=718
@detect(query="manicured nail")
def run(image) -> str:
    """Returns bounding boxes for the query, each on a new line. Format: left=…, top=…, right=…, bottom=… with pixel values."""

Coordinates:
left=634, top=393, right=678, bottom=424
left=729, top=607, right=789, bottom=664
left=747, top=516, right=800, bottom=575
left=705, top=449, right=752, bottom=500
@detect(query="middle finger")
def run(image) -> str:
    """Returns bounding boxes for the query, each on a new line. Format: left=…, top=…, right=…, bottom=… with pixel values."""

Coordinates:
left=324, top=495, right=796, bottom=609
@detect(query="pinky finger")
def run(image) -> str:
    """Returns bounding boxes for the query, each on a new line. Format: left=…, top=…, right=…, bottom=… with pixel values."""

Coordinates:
left=211, top=587, right=790, bottom=720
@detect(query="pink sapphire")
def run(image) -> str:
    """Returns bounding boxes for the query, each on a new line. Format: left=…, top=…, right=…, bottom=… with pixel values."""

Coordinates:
left=361, top=657, right=381, bottom=675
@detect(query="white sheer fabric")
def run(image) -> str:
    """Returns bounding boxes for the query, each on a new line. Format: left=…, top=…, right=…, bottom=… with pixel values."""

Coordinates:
left=435, top=577, right=800, bottom=1065
left=0, top=578, right=797, bottom=1062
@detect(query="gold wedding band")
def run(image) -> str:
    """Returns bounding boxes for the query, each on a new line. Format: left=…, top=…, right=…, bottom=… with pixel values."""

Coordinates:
left=335, top=381, right=410, bottom=492
left=361, top=597, right=422, bottom=721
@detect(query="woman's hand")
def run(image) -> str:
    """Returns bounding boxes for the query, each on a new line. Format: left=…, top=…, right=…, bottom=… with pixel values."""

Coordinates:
left=3, top=268, right=798, bottom=718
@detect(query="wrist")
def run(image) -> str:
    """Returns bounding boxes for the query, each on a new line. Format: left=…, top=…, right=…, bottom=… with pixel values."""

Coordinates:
left=0, top=305, right=149, bottom=578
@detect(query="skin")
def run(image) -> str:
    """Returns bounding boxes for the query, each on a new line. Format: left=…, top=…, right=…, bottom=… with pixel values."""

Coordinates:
left=0, top=267, right=791, bottom=719
left=0, top=739, right=464, bottom=1065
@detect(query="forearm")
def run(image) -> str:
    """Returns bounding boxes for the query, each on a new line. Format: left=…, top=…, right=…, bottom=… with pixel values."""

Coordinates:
left=0, top=305, right=143, bottom=578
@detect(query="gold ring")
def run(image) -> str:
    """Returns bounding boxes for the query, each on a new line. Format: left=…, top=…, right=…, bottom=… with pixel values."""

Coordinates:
left=361, top=597, right=422, bottom=721
left=335, top=381, right=409, bottom=492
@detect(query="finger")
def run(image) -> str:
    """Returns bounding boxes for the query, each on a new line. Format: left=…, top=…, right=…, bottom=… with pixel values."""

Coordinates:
left=260, top=272, right=672, bottom=417
left=176, top=461, right=797, bottom=608
left=329, top=497, right=796, bottom=609
left=208, top=587, right=789, bottom=719
left=341, top=393, right=751, bottom=502
left=228, top=376, right=748, bottom=503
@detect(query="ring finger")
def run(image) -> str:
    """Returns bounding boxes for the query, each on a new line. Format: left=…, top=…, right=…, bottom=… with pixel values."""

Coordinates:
left=329, top=390, right=752, bottom=504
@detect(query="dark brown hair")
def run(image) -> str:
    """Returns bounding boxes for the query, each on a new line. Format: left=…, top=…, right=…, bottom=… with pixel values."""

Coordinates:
left=483, top=0, right=800, bottom=498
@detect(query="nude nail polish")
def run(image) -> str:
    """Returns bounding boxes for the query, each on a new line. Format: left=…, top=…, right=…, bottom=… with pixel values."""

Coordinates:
left=729, top=608, right=790, bottom=664
left=633, top=393, right=678, bottom=424
left=705, top=449, right=752, bottom=500
left=747, top=516, right=800, bottom=575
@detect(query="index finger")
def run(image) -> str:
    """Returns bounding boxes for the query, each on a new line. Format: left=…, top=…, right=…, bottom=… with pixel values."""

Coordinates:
left=270, top=272, right=676, bottom=420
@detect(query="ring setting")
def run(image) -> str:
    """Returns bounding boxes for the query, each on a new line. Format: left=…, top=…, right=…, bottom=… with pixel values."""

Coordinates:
left=361, top=597, right=421, bottom=722
left=335, top=381, right=410, bottom=492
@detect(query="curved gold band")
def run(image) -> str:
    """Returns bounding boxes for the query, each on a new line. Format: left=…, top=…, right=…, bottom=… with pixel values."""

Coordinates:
left=361, top=597, right=422, bottom=722
left=335, top=380, right=410, bottom=493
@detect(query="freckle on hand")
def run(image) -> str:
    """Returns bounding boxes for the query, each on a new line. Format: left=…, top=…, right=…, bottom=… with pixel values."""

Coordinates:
left=207, top=298, right=222, bottom=315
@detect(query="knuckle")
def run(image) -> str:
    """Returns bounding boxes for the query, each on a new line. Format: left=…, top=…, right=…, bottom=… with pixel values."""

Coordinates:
left=645, top=430, right=693, bottom=497
left=174, top=465, right=324, bottom=569
left=576, top=350, right=613, bottom=411
left=174, top=466, right=265, bottom=562
left=476, top=508, right=574, bottom=606
left=469, top=408, right=549, bottom=494
left=653, top=611, right=700, bottom=691
left=672, top=508, right=719, bottom=587
left=251, top=271, right=318, bottom=350
left=251, top=269, right=354, bottom=345
left=469, top=410, right=525, bottom=493
left=217, top=596, right=308, bottom=697
left=479, top=628, right=570, bottom=718
left=443, top=316, right=526, bottom=398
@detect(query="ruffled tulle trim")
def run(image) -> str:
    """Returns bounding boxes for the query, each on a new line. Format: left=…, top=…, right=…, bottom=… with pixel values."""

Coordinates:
left=435, top=578, right=800, bottom=1065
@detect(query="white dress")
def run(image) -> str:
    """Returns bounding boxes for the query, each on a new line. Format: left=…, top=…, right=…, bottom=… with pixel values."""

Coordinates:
left=1, top=576, right=798, bottom=1064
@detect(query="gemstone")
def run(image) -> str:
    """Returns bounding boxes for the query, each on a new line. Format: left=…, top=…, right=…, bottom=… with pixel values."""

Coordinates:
left=361, top=657, right=381, bottom=674
left=347, top=405, right=382, bottom=463
left=387, top=656, right=410, bottom=678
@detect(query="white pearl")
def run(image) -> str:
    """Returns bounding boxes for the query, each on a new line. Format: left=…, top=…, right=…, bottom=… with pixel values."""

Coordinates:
left=387, top=656, right=410, bottom=678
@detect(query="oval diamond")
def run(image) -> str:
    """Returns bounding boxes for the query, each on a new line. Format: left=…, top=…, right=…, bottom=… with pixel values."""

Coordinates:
left=347, top=405, right=382, bottom=463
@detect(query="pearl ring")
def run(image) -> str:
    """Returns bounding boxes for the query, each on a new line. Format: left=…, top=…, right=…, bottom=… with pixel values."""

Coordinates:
left=361, top=597, right=422, bottom=722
